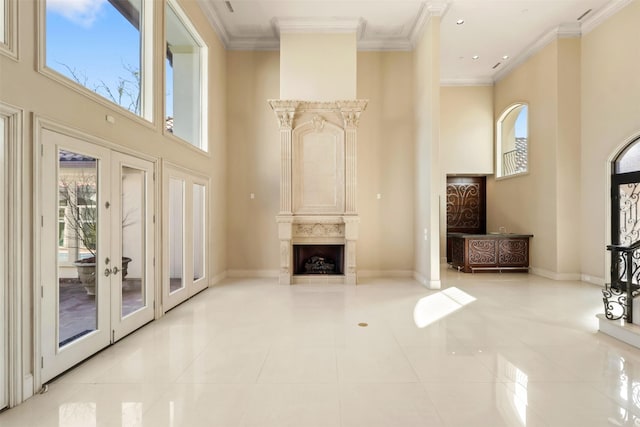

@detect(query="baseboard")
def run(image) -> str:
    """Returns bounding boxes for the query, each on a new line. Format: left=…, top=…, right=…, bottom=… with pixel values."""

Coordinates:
left=209, top=271, right=227, bottom=286
left=581, top=274, right=606, bottom=287
left=413, top=271, right=441, bottom=289
left=23, top=374, right=33, bottom=401
left=226, top=269, right=279, bottom=278
left=530, top=267, right=581, bottom=281
left=357, top=270, right=413, bottom=278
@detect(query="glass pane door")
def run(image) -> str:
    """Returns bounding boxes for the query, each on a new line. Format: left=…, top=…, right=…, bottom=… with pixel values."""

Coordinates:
left=169, top=178, right=185, bottom=294
left=111, top=153, right=155, bottom=341
left=618, top=182, right=640, bottom=246
left=58, top=150, right=99, bottom=346
left=41, top=131, right=111, bottom=383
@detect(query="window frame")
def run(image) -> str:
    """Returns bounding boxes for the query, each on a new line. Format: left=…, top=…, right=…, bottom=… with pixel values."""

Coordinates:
left=38, top=0, right=155, bottom=124
left=163, top=0, right=209, bottom=153
left=0, top=0, right=18, bottom=60
left=496, top=102, right=529, bottom=179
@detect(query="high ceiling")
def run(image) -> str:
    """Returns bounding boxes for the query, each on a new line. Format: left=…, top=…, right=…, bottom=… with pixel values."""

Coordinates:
left=196, top=0, right=629, bottom=84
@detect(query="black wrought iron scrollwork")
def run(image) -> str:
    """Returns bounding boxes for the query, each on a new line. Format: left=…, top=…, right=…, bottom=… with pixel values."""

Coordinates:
left=602, top=284, right=628, bottom=320
left=603, top=240, right=640, bottom=322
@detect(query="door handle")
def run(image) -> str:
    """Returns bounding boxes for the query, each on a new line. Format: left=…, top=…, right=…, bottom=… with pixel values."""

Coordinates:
left=104, top=268, right=111, bottom=277
left=112, top=266, right=120, bottom=275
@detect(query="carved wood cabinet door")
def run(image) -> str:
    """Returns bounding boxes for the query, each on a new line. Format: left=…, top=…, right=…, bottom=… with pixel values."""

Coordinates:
left=446, top=176, right=486, bottom=262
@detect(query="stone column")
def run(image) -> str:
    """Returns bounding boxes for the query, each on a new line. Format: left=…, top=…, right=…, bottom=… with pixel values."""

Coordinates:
left=268, top=100, right=299, bottom=215
left=344, top=216, right=360, bottom=285
left=338, top=100, right=367, bottom=215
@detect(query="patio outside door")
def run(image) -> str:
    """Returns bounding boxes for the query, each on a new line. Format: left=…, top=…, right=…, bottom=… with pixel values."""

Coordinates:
left=40, top=129, right=155, bottom=383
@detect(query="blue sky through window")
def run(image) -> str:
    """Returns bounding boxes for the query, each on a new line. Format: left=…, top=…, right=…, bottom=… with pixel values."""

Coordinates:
left=46, top=0, right=141, bottom=114
left=515, top=105, right=528, bottom=138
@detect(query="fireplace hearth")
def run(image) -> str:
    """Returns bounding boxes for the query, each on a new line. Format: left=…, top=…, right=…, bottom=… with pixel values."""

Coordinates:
left=293, top=244, right=345, bottom=275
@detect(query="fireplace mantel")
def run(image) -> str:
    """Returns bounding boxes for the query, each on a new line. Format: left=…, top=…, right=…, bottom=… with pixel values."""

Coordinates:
left=269, top=99, right=367, bottom=285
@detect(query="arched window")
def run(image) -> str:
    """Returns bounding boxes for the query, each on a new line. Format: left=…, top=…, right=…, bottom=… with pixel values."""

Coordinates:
left=496, top=103, right=528, bottom=178
left=612, top=138, right=640, bottom=246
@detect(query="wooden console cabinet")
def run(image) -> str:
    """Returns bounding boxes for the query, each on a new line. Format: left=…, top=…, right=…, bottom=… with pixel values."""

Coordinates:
left=448, top=233, right=533, bottom=273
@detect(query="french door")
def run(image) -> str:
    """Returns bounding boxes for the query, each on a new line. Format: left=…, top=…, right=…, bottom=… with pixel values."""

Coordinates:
left=0, top=113, right=7, bottom=409
left=40, top=129, right=155, bottom=383
left=162, top=165, right=208, bottom=312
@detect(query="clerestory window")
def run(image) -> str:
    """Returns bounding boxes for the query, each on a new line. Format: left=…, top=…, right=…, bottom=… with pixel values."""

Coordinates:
left=496, top=103, right=528, bottom=178
left=44, top=0, right=153, bottom=120
left=165, top=0, right=208, bottom=151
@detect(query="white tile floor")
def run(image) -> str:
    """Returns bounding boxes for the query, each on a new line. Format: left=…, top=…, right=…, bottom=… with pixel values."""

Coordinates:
left=2, top=268, right=640, bottom=426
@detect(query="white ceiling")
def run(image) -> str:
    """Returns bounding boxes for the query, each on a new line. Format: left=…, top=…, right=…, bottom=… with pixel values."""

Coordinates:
left=196, top=0, right=630, bottom=84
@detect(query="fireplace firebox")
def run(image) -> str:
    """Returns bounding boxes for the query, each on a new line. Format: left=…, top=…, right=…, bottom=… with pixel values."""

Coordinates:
left=293, top=244, right=345, bottom=275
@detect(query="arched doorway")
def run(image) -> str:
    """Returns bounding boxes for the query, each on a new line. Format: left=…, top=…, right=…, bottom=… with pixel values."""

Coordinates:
left=611, top=137, right=640, bottom=288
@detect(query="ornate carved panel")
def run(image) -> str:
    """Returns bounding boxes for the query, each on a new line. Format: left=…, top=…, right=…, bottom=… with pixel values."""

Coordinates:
left=294, top=223, right=345, bottom=238
left=498, top=239, right=528, bottom=265
left=447, top=183, right=480, bottom=228
left=468, top=239, right=497, bottom=265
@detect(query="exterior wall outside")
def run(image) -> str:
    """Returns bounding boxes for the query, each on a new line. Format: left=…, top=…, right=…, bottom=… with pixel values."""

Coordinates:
left=413, top=17, right=441, bottom=288
left=0, top=0, right=226, bottom=399
left=581, top=0, right=640, bottom=283
left=489, top=40, right=561, bottom=275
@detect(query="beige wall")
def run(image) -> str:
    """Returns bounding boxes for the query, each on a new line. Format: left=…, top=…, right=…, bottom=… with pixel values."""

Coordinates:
left=440, top=86, right=494, bottom=175
left=489, top=40, right=560, bottom=274
left=439, top=85, right=493, bottom=259
left=581, top=0, right=640, bottom=282
left=226, top=50, right=417, bottom=276
left=413, top=18, right=441, bottom=288
left=0, top=0, right=226, bottom=394
left=357, top=52, right=415, bottom=274
left=280, top=33, right=357, bottom=101
left=489, top=38, right=582, bottom=278
left=226, top=51, right=281, bottom=274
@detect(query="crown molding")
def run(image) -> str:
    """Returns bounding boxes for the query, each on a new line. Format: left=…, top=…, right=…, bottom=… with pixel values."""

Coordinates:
left=227, top=38, right=279, bottom=51
left=409, top=1, right=450, bottom=49
left=493, top=25, right=563, bottom=83
left=440, top=77, right=494, bottom=87
left=196, top=0, right=230, bottom=48
left=581, top=0, right=633, bottom=35
left=358, top=39, right=413, bottom=51
left=275, top=17, right=364, bottom=35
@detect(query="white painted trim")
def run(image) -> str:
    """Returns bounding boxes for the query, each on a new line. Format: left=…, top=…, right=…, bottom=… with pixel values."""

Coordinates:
left=358, top=39, right=413, bottom=51
left=195, top=0, right=230, bottom=48
left=227, top=39, right=279, bottom=51
left=357, top=270, right=413, bottom=278
left=581, top=274, right=606, bottom=287
left=493, top=26, right=565, bottom=83
left=209, top=271, right=227, bottom=286
left=530, top=267, right=581, bottom=281
left=226, top=269, right=279, bottom=278
left=276, top=17, right=363, bottom=34
left=413, top=271, right=440, bottom=289
left=409, top=4, right=431, bottom=49
left=581, top=0, right=633, bottom=35
left=440, top=78, right=494, bottom=87
left=597, top=314, right=640, bottom=349
left=21, top=374, right=32, bottom=401
left=0, top=102, right=23, bottom=407
left=0, top=0, right=18, bottom=61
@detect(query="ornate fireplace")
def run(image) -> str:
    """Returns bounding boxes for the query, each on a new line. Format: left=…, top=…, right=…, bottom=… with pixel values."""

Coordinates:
left=269, top=100, right=367, bottom=284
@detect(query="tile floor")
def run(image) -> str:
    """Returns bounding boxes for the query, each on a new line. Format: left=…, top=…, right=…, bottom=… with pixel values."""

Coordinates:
left=2, top=268, right=640, bottom=426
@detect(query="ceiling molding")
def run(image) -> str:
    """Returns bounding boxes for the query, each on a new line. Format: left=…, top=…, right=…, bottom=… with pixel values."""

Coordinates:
left=409, top=1, right=449, bottom=49
left=275, top=17, right=364, bottom=35
left=440, top=77, right=494, bottom=87
left=227, top=39, right=279, bottom=51
left=557, top=22, right=582, bottom=38
left=358, top=39, right=413, bottom=51
left=580, top=0, right=633, bottom=35
left=196, top=0, right=230, bottom=48
left=493, top=25, right=565, bottom=83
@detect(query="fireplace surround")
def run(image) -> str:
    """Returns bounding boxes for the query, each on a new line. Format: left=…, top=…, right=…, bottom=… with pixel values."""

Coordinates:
left=269, top=99, right=367, bottom=284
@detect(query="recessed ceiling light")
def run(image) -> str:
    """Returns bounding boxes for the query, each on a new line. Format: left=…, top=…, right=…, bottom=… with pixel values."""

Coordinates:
left=472, top=55, right=479, bottom=60
left=502, top=55, right=510, bottom=60
left=456, top=19, right=465, bottom=25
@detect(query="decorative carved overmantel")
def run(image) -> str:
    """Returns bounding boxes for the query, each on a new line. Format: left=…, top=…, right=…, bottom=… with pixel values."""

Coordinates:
left=269, top=99, right=367, bottom=285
